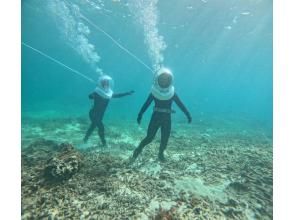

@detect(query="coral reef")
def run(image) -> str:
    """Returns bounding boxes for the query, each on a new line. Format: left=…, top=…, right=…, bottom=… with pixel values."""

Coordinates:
left=44, top=143, right=82, bottom=181
left=21, top=117, right=273, bottom=219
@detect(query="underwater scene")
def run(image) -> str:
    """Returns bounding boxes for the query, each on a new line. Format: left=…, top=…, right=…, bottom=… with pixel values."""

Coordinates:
left=21, top=0, right=272, bottom=219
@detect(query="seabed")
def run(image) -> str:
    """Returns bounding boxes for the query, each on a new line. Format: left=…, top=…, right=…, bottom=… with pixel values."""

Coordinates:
left=21, top=115, right=272, bottom=219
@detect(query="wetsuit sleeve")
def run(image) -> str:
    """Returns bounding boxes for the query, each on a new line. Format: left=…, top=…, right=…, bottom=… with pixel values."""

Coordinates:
left=112, top=91, right=133, bottom=98
left=89, top=92, right=95, bottom=99
left=173, top=93, right=191, bottom=119
left=138, top=93, right=153, bottom=116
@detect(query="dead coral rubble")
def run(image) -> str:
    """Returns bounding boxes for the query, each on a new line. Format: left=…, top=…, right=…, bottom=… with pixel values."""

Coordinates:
left=21, top=119, right=273, bottom=220
left=44, top=143, right=83, bottom=181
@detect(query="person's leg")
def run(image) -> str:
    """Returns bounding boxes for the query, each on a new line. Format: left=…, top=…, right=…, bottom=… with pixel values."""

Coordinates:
left=97, top=121, right=106, bottom=146
left=83, top=109, right=98, bottom=143
left=132, top=114, right=160, bottom=159
left=84, top=123, right=96, bottom=143
left=158, top=116, right=171, bottom=161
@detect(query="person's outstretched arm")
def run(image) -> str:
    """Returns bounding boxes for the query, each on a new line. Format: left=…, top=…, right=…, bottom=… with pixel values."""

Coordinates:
left=173, top=93, right=192, bottom=123
left=112, top=90, right=134, bottom=98
left=137, top=93, right=153, bottom=124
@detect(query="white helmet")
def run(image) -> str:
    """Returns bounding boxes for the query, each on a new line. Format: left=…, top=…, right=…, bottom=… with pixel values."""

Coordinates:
left=94, top=75, right=114, bottom=99
left=151, top=67, right=175, bottom=100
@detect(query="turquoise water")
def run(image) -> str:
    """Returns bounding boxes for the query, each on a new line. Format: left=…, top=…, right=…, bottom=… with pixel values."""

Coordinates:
left=22, top=0, right=272, bottom=133
left=21, top=1, right=273, bottom=219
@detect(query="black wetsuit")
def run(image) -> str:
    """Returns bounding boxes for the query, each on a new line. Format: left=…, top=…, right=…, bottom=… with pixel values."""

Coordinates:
left=84, top=91, right=132, bottom=145
left=133, top=93, right=191, bottom=160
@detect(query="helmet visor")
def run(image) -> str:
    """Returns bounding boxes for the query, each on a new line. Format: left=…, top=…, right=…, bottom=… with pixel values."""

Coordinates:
left=158, top=73, right=172, bottom=88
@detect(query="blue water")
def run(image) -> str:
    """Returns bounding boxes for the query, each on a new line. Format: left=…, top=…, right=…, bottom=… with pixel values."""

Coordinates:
left=21, top=0, right=272, bottom=133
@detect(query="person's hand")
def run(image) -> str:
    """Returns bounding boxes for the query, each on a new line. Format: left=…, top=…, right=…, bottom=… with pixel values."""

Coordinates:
left=137, top=114, right=142, bottom=125
left=187, top=115, right=192, bottom=124
left=128, top=90, right=135, bottom=95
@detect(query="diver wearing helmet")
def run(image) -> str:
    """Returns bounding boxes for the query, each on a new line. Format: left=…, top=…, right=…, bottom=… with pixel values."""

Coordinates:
left=83, top=75, right=134, bottom=146
left=131, top=68, right=192, bottom=162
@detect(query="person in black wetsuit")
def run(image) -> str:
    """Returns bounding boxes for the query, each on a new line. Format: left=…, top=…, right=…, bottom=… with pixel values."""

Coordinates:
left=131, top=67, right=192, bottom=162
left=83, top=75, right=134, bottom=146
